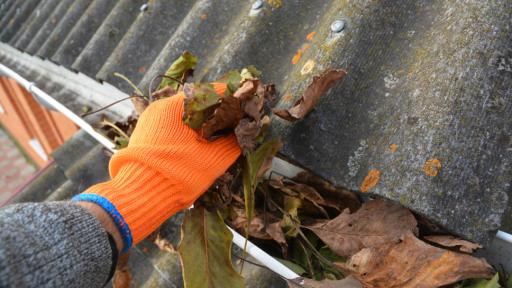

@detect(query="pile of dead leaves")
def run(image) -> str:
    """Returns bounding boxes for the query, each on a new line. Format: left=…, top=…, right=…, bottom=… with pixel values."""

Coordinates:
left=98, top=51, right=501, bottom=288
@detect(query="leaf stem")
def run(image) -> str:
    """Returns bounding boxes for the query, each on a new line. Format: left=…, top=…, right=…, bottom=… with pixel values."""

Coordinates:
left=81, top=96, right=146, bottom=117
left=113, top=72, right=145, bottom=97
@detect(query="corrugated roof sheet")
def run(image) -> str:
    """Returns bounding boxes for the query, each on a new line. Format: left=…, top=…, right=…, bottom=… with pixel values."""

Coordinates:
left=1, top=0, right=511, bottom=247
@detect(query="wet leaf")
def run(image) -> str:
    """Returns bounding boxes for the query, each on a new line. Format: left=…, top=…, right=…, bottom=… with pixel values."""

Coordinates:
left=465, top=273, right=500, bottom=288
left=287, top=276, right=362, bottom=288
left=178, top=207, right=244, bottom=288
left=335, top=231, right=494, bottom=288
left=159, top=51, right=197, bottom=90
left=306, top=199, right=418, bottom=257
left=273, top=69, right=347, bottom=121
left=113, top=253, right=131, bottom=288
left=200, top=94, right=243, bottom=139
left=424, top=235, right=482, bottom=253
left=182, top=83, right=221, bottom=129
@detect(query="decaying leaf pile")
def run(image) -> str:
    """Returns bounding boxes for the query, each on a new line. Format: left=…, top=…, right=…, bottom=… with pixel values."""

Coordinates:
left=96, top=52, right=502, bottom=288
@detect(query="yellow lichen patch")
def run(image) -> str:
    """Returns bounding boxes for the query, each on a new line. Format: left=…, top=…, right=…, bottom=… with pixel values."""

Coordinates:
left=266, top=0, right=282, bottom=8
left=281, top=93, right=293, bottom=104
left=292, top=49, right=302, bottom=65
left=306, top=31, right=317, bottom=41
left=301, top=59, right=315, bottom=75
left=390, top=143, right=398, bottom=153
left=360, top=169, right=380, bottom=193
left=423, top=158, right=442, bottom=177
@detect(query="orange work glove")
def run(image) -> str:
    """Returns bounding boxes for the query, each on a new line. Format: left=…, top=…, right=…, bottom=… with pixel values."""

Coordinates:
left=72, top=83, right=240, bottom=252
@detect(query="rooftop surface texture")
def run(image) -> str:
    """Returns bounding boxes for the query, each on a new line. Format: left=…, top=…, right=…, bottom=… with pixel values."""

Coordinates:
left=0, top=0, right=511, bottom=247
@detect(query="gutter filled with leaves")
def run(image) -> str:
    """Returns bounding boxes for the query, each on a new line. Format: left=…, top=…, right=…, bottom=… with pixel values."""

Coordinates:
left=8, top=46, right=506, bottom=287
left=86, top=52, right=509, bottom=288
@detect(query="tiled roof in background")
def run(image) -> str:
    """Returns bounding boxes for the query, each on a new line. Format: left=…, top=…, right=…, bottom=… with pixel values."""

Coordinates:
left=1, top=0, right=511, bottom=277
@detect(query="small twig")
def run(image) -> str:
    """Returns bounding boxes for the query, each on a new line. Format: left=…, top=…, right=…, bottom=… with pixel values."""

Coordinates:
left=267, top=198, right=338, bottom=270
left=298, top=239, right=315, bottom=277
left=297, top=229, right=335, bottom=268
left=81, top=96, right=146, bottom=117
left=148, top=74, right=185, bottom=102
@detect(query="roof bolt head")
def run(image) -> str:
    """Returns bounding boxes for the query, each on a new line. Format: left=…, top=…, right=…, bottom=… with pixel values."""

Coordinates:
left=140, top=3, right=148, bottom=12
left=330, top=20, right=346, bottom=33
left=251, top=0, right=264, bottom=10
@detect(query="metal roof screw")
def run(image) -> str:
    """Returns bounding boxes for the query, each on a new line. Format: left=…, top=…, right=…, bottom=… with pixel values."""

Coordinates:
left=140, top=3, right=148, bottom=12
left=251, top=0, right=264, bottom=10
left=330, top=20, right=346, bottom=33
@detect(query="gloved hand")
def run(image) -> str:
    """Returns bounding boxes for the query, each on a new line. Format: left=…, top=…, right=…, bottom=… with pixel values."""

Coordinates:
left=73, top=83, right=240, bottom=252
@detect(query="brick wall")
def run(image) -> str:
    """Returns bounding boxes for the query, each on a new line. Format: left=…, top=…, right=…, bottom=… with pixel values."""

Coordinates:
left=0, top=77, right=78, bottom=167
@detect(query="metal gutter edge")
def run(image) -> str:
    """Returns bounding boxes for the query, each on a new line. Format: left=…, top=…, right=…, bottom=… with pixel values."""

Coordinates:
left=0, top=62, right=299, bottom=279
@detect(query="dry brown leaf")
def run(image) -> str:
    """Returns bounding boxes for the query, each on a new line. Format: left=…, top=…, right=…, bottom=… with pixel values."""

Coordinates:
left=113, top=253, right=132, bottom=288
left=306, top=199, right=418, bottom=257
left=243, top=93, right=264, bottom=121
left=151, top=86, right=177, bottom=100
left=265, top=221, right=287, bottom=247
left=230, top=208, right=286, bottom=247
left=288, top=276, right=362, bottom=288
left=234, top=118, right=260, bottom=151
left=200, top=94, right=243, bottom=139
left=335, top=232, right=494, bottom=288
left=273, top=69, right=347, bottom=121
left=154, top=233, right=177, bottom=253
left=424, top=235, right=482, bottom=253
left=293, top=171, right=360, bottom=212
left=130, top=97, right=148, bottom=115
left=233, top=80, right=257, bottom=100
left=257, top=83, right=276, bottom=103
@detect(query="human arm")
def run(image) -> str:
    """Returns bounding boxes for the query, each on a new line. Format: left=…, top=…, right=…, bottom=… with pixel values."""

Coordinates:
left=0, top=83, right=239, bottom=287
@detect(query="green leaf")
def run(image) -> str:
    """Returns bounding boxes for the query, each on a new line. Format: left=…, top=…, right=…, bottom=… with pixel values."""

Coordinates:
left=182, top=83, right=221, bottom=129
left=178, top=207, right=245, bottom=288
left=243, top=139, right=282, bottom=223
left=217, top=70, right=243, bottom=93
left=114, top=136, right=129, bottom=149
left=507, top=274, right=512, bottom=288
left=276, top=258, right=306, bottom=276
left=465, top=273, right=500, bottom=288
left=240, top=65, right=261, bottom=80
left=282, top=196, right=302, bottom=237
left=159, top=51, right=198, bottom=90
left=240, top=139, right=281, bottom=271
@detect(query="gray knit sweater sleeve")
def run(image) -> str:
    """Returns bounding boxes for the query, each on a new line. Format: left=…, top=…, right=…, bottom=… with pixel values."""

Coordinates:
left=0, top=202, right=114, bottom=288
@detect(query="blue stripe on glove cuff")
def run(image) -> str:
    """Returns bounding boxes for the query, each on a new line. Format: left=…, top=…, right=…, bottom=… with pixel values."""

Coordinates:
left=72, top=194, right=132, bottom=253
